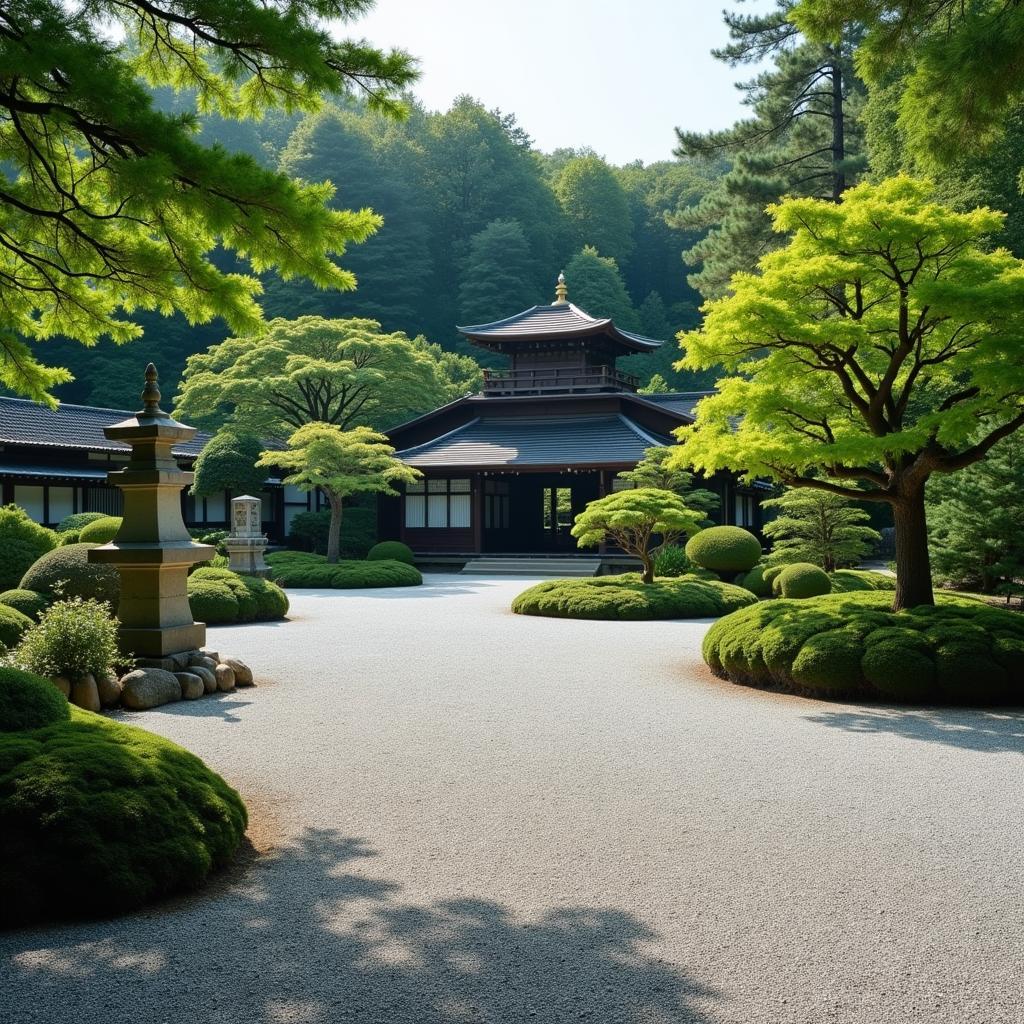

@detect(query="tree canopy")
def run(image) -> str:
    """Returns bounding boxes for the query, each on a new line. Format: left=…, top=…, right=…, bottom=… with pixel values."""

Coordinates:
left=572, top=489, right=704, bottom=585
left=761, top=489, right=880, bottom=571
left=555, top=155, right=634, bottom=265
left=190, top=430, right=267, bottom=499
left=0, top=0, right=416, bottom=404
left=615, top=447, right=720, bottom=520
left=671, top=176, right=1024, bottom=609
left=174, top=316, right=480, bottom=437
left=258, top=423, right=418, bottom=562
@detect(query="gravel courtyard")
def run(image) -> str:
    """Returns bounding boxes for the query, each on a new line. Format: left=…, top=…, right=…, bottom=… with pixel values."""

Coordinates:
left=2, top=575, right=1022, bottom=1024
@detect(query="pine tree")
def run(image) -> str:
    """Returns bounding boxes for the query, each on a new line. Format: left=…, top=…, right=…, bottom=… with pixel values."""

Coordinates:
left=458, top=220, right=537, bottom=325
left=762, top=489, right=880, bottom=571
left=562, top=248, right=640, bottom=329
left=672, top=2, right=865, bottom=298
left=928, top=434, right=1024, bottom=597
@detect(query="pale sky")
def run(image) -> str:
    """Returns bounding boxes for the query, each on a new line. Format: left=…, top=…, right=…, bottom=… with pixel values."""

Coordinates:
left=351, top=0, right=776, bottom=165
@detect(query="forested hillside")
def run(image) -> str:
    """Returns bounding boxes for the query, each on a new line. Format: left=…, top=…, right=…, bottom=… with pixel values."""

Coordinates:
left=42, top=93, right=722, bottom=411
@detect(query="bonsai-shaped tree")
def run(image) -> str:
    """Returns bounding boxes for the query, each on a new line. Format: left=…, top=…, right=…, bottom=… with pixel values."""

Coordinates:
left=762, top=489, right=881, bottom=572
left=672, top=177, right=1024, bottom=610
left=191, top=430, right=267, bottom=500
left=258, top=423, right=420, bottom=564
left=571, top=488, right=704, bottom=585
left=615, top=446, right=720, bottom=520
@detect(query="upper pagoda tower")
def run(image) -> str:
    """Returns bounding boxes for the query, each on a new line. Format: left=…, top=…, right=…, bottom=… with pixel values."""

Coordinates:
left=458, top=272, right=664, bottom=397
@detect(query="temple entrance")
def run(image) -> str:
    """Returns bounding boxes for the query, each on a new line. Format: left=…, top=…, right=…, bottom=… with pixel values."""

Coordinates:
left=482, top=471, right=601, bottom=553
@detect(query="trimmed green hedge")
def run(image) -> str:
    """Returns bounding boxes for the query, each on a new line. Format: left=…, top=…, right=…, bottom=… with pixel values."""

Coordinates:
left=0, top=667, right=69, bottom=732
left=0, top=588, right=50, bottom=620
left=187, top=567, right=289, bottom=625
left=20, top=543, right=120, bottom=606
left=702, top=591, right=1024, bottom=704
left=367, top=540, right=416, bottom=565
left=685, top=526, right=762, bottom=574
left=0, top=605, right=33, bottom=651
left=778, top=562, right=831, bottom=599
left=56, top=512, right=107, bottom=534
left=78, top=515, right=122, bottom=544
left=829, top=569, right=897, bottom=593
left=739, top=564, right=772, bottom=597
left=0, top=707, right=247, bottom=923
left=267, top=551, right=422, bottom=589
left=512, top=573, right=758, bottom=621
left=0, top=505, right=57, bottom=590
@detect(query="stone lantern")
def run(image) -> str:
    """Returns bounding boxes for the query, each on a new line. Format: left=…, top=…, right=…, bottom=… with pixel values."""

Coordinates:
left=89, top=364, right=214, bottom=660
left=225, top=495, right=269, bottom=577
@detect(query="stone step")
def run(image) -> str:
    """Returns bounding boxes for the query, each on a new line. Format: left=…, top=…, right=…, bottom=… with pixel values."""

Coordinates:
left=461, top=558, right=601, bottom=577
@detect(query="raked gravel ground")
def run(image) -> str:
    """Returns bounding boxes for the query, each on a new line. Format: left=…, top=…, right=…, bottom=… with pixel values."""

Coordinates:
left=2, top=574, right=1023, bottom=1024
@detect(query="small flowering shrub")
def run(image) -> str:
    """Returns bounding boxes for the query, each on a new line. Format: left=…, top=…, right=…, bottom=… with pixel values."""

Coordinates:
left=15, top=597, right=120, bottom=681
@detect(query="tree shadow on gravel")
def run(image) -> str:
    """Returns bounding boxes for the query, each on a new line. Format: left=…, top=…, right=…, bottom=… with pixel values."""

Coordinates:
left=0, top=827, right=718, bottom=1024
left=803, top=707, right=1024, bottom=754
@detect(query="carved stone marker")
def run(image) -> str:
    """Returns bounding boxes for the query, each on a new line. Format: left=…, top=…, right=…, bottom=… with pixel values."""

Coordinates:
left=89, top=364, right=214, bottom=658
left=225, top=494, right=269, bottom=577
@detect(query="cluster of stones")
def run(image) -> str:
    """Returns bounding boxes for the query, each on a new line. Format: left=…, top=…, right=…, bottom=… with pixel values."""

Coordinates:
left=53, top=650, right=255, bottom=712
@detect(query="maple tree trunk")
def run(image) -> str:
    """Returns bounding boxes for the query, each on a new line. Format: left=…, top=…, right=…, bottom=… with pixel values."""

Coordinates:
left=326, top=494, right=343, bottom=564
left=891, top=486, right=934, bottom=610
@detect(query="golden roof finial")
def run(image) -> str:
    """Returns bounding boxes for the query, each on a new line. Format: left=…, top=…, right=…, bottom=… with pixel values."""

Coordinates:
left=553, top=270, right=568, bottom=305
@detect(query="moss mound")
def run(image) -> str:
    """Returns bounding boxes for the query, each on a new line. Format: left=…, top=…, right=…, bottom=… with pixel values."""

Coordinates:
left=778, top=562, right=832, bottom=598
left=739, top=564, right=772, bottom=597
left=267, top=551, right=422, bottom=589
left=0, top=667, right=70, bottom=732
left=512, top=573, right=758, bottom=621
left=187, top=567, right=288, bottom=624
left=78, top=515, right=122, bottom=544
left=56, top=512, right=107, bottom=534
left=0, top=708, right=247, bottom=923
left=685, top=526, right=762, bottom=573
left=702, top=591, right=1024, bottom=704
left=20, top=543, right=120, bottom=606
left=366, top=540, right=416, bottom=565
left=0, top=604, right=33, bottom=651
left=829, top=569, right=897, bottom=593
left=0, top=505, right=57, bottom=590
left=0, top=588, right=50, bottom=620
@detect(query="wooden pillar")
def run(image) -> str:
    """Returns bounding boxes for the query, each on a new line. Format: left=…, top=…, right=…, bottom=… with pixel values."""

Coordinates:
left=472, top=473, right=484, bottom=553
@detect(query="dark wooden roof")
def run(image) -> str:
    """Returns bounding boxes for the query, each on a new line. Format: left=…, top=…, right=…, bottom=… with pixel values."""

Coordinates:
left=395, top=414, right=672, bottom=469
left=635, top=391, right=713, bottom=420
left=458, top=303, right=663, bottom=353
left=0, top=396, right=208, bottom=457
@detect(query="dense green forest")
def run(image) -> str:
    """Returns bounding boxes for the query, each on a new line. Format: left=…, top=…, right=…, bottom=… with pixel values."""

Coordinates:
left=29, top=0, right=1024, bottom=420
left=41, top=91, right=721, bottom=411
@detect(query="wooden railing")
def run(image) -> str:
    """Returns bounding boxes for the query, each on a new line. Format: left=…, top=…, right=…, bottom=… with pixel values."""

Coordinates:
left=482, top=366, right=639, bottom=396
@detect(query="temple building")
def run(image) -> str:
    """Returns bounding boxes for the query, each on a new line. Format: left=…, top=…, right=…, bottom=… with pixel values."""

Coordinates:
left=380, top=274, right=765, bottom=560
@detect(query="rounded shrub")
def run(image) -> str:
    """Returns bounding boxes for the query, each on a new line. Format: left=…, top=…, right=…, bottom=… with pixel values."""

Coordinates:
left=0, top=667, right=70, bottom=732
left=0, top=709, right=247, bottom=923
left=0, top=505, right=57, bottom=590
left=267, top=551, right=422, bottom=588
left=739, top=564, right=772, bottom=597
left=685, top=526, right=762, bottom=573
left=56, top=512, right=107, bottom=534
left=20, top=543, right=120, bottom=606
left=511, top=573, right=757, bottom=621
left=702, top=591, right=1024, bottom=704
left=188, top=579, right=239, bottom=624
left=777, top=562, right=832, bottom=599
left=0, top=589, right=49, bottom=620
left=78, top=515, right=122, bottom=544
left=189, top=567, right=257, bottom=621
left=15, top=598, right=120, bottom=682
left=367, top=540, right=416, bottom=565
left=0, top=605, right=34, bottom=651
left=829, top=569, right=896, bottom=593
left=242, top=576, right=290, bottom=620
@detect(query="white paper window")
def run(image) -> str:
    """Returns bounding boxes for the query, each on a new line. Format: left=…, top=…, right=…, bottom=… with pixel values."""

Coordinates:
left=427, top=494, right=448, bottom=527
left=450, top=478, right=470, bottom=493
left=407, top=480, right=425, bottom=494
left=450, top=494, right=471, bottom=528
left=427, top=479, right=448, bottom=493
left=48, top=487, right=75, bottom=524
left=205, top=491, right=226, bottom=522
left=14, top=485, right=44, bottom=521
left=405, top=495, right=426, bottom=528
